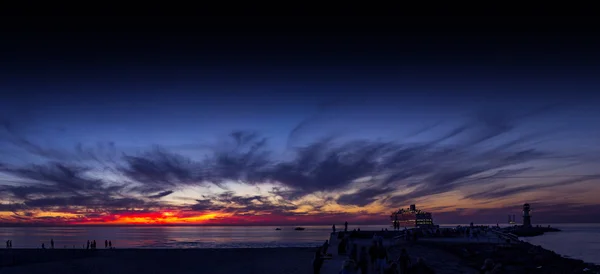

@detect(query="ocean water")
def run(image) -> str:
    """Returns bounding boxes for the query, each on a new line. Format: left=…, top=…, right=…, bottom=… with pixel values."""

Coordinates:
left=0, top=225, right=389, bottom=249
left=519, top=223, right=600, bottom=265
left=1, top=224, right=598, bottom=265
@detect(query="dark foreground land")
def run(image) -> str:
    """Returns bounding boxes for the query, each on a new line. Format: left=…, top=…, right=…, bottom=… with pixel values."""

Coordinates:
left=333, top=228, right=599, bottom=274
left=1, top=237, right=599, bottom=274
left=504, top=225, right=562, bottom=237
left=406, top=240, right=600, bottom=274
left=0, top=248, right=315, bottom=274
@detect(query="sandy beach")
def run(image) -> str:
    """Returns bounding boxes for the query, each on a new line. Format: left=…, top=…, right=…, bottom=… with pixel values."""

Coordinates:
left=0, top=248, right=316, bottom=274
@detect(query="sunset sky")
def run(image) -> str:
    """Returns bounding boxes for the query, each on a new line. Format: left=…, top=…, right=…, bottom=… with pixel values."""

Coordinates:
left=1, top=16, right=600, bottom=225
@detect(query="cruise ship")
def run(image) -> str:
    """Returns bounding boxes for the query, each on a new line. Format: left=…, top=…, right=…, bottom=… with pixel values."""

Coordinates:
left=390, top=204, right=435, bottom=228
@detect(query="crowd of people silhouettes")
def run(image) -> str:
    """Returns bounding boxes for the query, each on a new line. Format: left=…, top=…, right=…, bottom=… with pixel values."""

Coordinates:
left=3, top=238, right=116, bottom=250
left=318, top=222, right=435, bottom=274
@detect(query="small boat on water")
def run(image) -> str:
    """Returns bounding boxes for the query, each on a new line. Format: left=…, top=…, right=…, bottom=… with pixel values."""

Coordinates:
left=275, top=228, right=281, bottom=230
left=294, top=227, right=305, bottom=231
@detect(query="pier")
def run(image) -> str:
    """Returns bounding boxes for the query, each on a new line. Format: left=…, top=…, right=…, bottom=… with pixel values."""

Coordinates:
left=317, top=226, right=598, bottom=274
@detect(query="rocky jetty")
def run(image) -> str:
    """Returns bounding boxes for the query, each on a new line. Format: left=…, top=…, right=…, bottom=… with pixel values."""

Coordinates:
left=504, top=225, right=561, bottom=237
left=418, top=240, right=599, bottom=274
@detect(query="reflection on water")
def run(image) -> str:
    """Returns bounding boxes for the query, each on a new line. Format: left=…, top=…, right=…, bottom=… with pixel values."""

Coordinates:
left=0, top=225, right=390, bottom=249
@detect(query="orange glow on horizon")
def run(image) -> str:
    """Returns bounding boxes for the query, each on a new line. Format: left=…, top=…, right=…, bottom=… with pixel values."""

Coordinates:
left=79, top=211, right=223, bottom=225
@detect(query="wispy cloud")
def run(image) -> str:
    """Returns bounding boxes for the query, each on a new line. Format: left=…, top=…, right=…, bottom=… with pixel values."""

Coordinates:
left=1, top=105, right=599, bottom=224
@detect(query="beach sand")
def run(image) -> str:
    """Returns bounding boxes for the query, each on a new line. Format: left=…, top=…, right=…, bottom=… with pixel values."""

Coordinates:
left=0, top=248, right=315, bottom=274
left=3, top=235, right=599, bottom=274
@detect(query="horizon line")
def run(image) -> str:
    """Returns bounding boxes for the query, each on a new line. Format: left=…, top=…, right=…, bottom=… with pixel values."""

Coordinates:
left=1, top=221, right=599, bottom=228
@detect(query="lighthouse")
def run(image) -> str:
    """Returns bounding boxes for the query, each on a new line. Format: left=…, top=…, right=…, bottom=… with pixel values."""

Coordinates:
left=523, top=203, right=532, bottom=228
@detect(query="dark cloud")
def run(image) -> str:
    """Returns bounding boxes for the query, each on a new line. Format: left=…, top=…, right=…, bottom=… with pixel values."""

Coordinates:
left=0, top=105, right=595, bottom=220
left=120, top=147, right=202, bottom=193
left=189, top=192, right=297, bottom=214
left=0, top=203, right=26, bottom=212
left=191, top=199, right=219, bottom=211
left=148, top=190, right=174, bottom=199
left=337, top=187, right=392, bottom=207
left=266, top=138, right=389, bottom=200
left=463, top=175, right=600, bottom=200
left=1, top=119, right=119, bottom=164
left=0, top=162, right=110, bottom=194
left=24, top=196, right=146, bottom=208
left=0, top=161, right=139, bottom=214
left=207, top=131, right=271, bottom=184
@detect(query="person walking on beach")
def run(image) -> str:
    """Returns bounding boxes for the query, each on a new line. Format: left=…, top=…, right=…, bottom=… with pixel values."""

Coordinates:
left=50, top=239, right=54, bottom=249
left=333, top=224, right=336, bottom=233
left=345, top=221, right=348, bottom=232
left=42, top=243, right=45, bottom=249
left=105, top=240, right=108, bottom=248
left=109, top=240, right=112, bottom=249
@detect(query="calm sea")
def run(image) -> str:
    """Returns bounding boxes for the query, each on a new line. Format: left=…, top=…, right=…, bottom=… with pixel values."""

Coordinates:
left=0, top=225, right=388, bottom=249
left=1, top=224, right=598, bottom=264
left=519, top=223, right=600, bottom=265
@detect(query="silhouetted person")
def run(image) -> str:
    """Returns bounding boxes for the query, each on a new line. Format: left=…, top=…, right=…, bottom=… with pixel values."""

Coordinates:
left=51, top=239, right=54, bottom=249
left=345, top=221, right=348, bottom=232
left=338, top=238, right=345, bottom=254
left=333, top=224, right=336, bottom=233
left=358, top=246, right=368, bottom=274
left=376, top=241, right=388, bottom=274
left=369, top=241, right=378, bottom=272
left=313, top=247, right=325, bottom=274
left=42, top=243, right=45, bottom=249
left=109, top=240, right=112, bottom=249
left=322, top=240, right=329, bottom=254
left=105, top=240, right=108, bottom=248
left=8, top=240, right=11, bottom=248
left=87, top=240, right=90, bottom=250
left=397, top=248, right=411, bottom=274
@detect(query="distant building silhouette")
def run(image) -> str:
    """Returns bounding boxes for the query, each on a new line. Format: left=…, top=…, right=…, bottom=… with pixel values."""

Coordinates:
left=523, top=203, right=532, bottom=227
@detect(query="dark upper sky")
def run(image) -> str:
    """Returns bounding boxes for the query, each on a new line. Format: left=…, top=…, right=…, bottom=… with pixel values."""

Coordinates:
left=1, top=16, right=600, bottom=225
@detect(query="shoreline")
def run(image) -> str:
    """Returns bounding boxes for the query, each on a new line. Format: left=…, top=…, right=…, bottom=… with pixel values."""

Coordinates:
left=1, top=229, right=599, bottom=274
